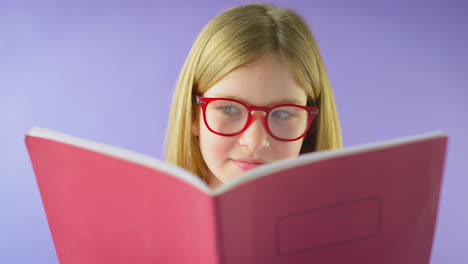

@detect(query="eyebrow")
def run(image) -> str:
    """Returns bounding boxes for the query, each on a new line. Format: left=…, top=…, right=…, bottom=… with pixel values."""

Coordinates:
left=210, top=95, right=306, bottom=106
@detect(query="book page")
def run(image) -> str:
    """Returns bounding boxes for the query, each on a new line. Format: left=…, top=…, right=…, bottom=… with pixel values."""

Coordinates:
left=214, top=135, right=447, bottom=264
left=26, top=134, right=220, bottom=263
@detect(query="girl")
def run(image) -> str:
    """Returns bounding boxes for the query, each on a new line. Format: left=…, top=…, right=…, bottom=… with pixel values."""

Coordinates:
left=165, top=3, right=342, bottom=188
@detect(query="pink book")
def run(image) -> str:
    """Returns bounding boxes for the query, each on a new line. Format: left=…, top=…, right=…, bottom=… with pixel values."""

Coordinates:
left=25, top=127, right=447, bottom=264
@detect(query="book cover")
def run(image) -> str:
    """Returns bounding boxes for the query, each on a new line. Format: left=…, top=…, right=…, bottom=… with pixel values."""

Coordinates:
left=25, top=127, right=448, bottom=264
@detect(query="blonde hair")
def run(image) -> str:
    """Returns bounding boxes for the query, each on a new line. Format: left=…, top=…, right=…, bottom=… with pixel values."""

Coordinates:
left=165, top=4, right=342, bottom=183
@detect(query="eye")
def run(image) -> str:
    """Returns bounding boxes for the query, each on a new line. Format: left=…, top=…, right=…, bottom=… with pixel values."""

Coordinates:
left=219, top=105, right=241, bottom=114
left=271, top=109, right=293, bottom=118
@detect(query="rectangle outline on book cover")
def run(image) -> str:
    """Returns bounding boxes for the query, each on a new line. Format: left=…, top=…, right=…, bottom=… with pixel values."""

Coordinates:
left=275, top=197, right=382, bottom=256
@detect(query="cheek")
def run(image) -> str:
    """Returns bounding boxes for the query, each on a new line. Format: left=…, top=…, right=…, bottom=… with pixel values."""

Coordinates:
left=270, top=139, right=304, bottom=159
left=198, top=127, right=236, bottom=163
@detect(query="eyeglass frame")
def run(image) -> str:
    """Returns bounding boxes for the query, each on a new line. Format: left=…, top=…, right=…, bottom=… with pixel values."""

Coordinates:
left=195, top=95, right=319, bottom=142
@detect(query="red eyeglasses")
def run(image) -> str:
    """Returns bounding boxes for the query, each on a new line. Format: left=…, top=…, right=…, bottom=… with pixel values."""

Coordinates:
left=195, top=95, right=319, bottom=141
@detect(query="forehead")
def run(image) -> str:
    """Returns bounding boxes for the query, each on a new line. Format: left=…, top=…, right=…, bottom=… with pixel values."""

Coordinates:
left=203, top=55, right=307, bottom=106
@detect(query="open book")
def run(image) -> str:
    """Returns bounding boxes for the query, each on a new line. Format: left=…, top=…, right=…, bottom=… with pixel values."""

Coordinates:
left=25, top=127, right=447, bottom=264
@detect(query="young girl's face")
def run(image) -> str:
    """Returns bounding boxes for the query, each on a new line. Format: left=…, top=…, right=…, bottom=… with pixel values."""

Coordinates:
left=193, top=54, right=308, bottom=187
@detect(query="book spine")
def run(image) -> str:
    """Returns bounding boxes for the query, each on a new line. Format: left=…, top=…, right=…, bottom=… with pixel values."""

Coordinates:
left=212, top=196, right=224, bottom=264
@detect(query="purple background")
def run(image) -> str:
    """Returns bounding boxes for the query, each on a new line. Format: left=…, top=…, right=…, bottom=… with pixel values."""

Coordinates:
left=1, top=0, right=467, bottom=263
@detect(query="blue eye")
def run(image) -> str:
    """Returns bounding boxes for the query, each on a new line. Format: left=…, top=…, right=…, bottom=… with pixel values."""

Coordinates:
left=271, top=110, right=292, bottom=118
left=219, top=106, right=240, bottom=114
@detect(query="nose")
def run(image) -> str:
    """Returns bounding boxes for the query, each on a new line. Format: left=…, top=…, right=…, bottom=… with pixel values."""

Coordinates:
left=238, top=111, right=270, bottom=152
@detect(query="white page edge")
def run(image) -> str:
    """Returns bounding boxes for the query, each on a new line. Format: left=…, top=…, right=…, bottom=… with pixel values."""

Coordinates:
left=212, top=131, right=447, bottom=196
left=27, top=127, right=213, bottom=194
